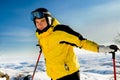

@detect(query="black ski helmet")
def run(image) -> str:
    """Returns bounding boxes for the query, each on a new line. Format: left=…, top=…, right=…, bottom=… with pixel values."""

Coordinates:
left=31, top=8, right=53, bottom=26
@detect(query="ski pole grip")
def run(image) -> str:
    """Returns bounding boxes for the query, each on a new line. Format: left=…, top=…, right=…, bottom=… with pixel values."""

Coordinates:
left=36, top=44, right=42, bottom=52
left=112, top=47, right=120, bottom=59
left=112, top=52, right=115, bottom=59
left=36, top=44, right=40, bottom=47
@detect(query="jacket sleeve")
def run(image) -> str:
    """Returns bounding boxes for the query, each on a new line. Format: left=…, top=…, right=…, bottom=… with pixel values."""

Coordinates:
left=54, top=25, right=99, bottom=52
left=80, top=39, right=99, bottom=52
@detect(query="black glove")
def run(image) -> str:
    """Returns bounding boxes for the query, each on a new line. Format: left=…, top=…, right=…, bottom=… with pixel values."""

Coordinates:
left=109, top=45, right=119, bottom=53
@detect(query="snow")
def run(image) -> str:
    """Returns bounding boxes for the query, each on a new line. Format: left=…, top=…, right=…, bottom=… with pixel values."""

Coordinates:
left=0, top=48, right=120, bottom=80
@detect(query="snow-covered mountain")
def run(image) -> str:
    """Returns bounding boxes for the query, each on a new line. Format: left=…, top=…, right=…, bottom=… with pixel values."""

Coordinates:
left=0, top=48, right=120, bottom=80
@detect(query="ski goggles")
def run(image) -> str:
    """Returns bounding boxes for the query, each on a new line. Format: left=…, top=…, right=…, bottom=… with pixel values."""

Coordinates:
left=31, top=11, right=44, bottom=21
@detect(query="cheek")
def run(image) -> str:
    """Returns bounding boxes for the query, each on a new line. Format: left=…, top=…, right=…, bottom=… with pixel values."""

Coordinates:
left=43, top=21, right=48, bottom=27
left=35, top=23, right=39, bottom=28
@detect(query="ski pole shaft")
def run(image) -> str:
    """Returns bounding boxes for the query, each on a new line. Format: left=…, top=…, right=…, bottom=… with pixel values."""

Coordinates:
left=32, top=45, right=42, bottom=80
left=112, top=52, right=116, bottom=80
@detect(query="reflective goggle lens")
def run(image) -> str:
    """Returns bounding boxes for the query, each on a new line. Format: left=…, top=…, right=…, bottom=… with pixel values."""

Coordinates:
left=31, top=11, right=44, bottom=21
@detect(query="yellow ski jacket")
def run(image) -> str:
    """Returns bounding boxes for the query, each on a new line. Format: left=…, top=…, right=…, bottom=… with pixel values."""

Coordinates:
left=36, top=18, right=99, bottom=80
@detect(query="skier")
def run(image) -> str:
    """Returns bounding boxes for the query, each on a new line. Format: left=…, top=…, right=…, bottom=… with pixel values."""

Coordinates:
left=31, top=8, right=119, bottom=80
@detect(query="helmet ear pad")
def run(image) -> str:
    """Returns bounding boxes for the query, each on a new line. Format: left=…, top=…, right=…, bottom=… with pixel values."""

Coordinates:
left=44, top=15, right=52, bottom=26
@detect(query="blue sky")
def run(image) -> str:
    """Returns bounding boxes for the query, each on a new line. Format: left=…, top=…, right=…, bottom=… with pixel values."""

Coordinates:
left=0, top=0, right=120, bottom=55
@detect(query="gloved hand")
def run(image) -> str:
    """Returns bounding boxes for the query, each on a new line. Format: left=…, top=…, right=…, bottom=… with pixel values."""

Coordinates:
left=99, top=45, right=119, bottom=53
left=109, top=45, right=119, bottom=53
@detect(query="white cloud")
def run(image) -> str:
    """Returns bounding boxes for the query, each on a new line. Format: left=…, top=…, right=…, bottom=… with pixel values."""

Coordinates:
left=71, top=0, right=120, bottom=43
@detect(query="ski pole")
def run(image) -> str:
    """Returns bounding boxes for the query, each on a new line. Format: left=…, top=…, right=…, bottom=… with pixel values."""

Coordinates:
left=112, top=52, right=117, bottom=80
left=111, top=48, right=120, bottom=80
left=32, top=44, right=42, bottom=80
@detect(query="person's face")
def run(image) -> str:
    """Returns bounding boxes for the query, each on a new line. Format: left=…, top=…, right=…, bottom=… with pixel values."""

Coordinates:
left=35, top=18, right=47, bottom=30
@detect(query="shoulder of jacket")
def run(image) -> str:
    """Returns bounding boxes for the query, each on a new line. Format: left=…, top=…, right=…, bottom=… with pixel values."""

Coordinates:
left=53, top=24, right=85, bottom=40
left=53, top=24, right=70, bottom=32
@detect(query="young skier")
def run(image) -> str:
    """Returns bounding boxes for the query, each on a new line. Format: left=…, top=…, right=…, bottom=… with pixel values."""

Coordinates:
left=31, top=8, right=119, bottom=80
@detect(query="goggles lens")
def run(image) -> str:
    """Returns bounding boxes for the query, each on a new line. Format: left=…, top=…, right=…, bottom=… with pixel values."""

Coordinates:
left=31, top=11, right=44, bottom=21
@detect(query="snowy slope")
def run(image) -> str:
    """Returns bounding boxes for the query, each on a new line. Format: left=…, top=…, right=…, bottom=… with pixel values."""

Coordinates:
left=0, top=48, right=120, bottom=80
